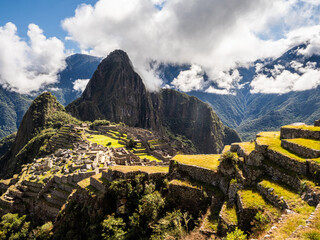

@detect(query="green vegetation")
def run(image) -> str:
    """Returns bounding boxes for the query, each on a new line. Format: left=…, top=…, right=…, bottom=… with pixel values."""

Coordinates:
left=91, top=119, right=111, bottom=128
left=282, top=125, right=320, bottom=132
left=238, top=189, right=280, bottom=218
left=0, top=133, right=16, bottom=157
left=46, top=111, right=81, bottom=129
left=221, top=203, right=238, bottom=225
left=135, top=153, right=161, bottom=162
left=0, top=213, right=53, bottom=239
left=237, top=142, right=255, bottom=154
left=88, top=134, right=125, bottom=148
left=260, top=180, right=315, bottom=239
left=259, top=179, right=314, bottom=215
left=256, top=132, right=307, bottom=162
left=226, top=227, right=247, bottom=240
left=285, top=138, right=320, bottom=150
left=172, top=154, right=221, bottom=171
left=110, top=165, right=169, bottom=174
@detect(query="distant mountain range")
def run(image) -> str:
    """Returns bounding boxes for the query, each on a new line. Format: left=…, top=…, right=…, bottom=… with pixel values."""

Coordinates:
left=0, top=42, right=319, bottom=141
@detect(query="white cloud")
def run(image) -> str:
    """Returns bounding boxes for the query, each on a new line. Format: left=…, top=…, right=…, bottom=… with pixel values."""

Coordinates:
left=205, top=86, right=232, bottom=95
left=250, top=61, right=320, bottom=94
left=73, top=79, right=90, bottom=93
left=171, top=64, right=205, bottom=92
left=0, top=23, right=66, bottom=94
left=62, top=0, right=320, bottom=93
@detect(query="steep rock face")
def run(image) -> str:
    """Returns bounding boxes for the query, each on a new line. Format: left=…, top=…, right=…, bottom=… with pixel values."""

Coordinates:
left=67, top=50, right=157, bottom=129
left=0, top=92, right=68, bottom=177
left=67, top=50, right=240, bottom=153
left=152, top=89, right=239, bottom=153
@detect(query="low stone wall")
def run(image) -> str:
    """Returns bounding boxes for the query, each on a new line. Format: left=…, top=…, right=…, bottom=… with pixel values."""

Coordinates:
left=90, top=177, right=106, bottom=193
left=167, top=183, right=210, bottom=216
left=267, top=149, right=307, bottom=175
left=302, top=183, right=320, bottom=207
left=263, top=162, right=301, bottom=191
left=169, top=160, right=220, bottom=186
left=38, top=177, right=54, bottom=198
left=246, top=150, right=264, bottom=167
left=281, top=140, right=320, bottom=158
left=257, top=183, right=288, bottom=209
left=315, top=120, right=320, bottom=127
left=236, top=193, right=258, bottom=231
left=281, top=127, right=320, bottom=140
left=217, top=203, right=237, bottom=236
left=102, top=169, right=167, bottom=183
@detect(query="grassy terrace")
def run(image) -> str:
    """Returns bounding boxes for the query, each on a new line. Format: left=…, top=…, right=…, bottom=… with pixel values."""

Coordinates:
left=135, top=153, right=161, bottom=162
left=169, top=179, right=200, bottom=189
left=172, top=154, right=221, bottom=171
left=88, top=134, right=125, bottom=148
left=220, top=202, right=238, bottom=225
left=237, top=142, right=255, bottom=154
left=282, top=124, right=320, bottom=132
left=109, top=165, right=169, bottom=174
left=238, top=189, right=280, bottom=217
left=259, top=179, right=315, bottom=239
left=259, top=180, right=314, bottom=214
left=256, top=132, right=307, bottom=163
left=285, top=138, right=320, bottom=150
left=293, top=206, right=320, bottom=239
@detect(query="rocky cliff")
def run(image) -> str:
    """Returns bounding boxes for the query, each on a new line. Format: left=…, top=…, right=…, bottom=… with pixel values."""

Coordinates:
left=67, top=50, right=240, bottom=153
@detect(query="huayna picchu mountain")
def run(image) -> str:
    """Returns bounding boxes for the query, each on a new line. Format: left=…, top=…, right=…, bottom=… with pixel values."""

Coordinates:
left=67, top=50, right=240, bottom=153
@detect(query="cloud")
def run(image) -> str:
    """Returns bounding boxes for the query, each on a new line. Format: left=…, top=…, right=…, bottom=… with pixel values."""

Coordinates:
left=171, top=64, right=205, bottom=92
left=62, top=0, right=320, bottom=93
left=0, top=23, right=66, bottom=94
left=250, top=61, right=320, bottom=94
left=73, top=79, right=90, bottom=93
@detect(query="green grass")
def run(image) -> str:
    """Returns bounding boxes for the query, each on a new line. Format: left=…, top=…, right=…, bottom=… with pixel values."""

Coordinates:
left=238, top=189, right=280, bottom=217
left=282, top=125, right=320, bottom=132
left=135, top=153, right=161, bottom=162
left=259, top=179, right=314, bottom=215
left=237, top=142, right=255, bottom=154
left=110, top=165, right=169, bottom=174
left=256, top=132, right=306, bottom=162
left=172, top=154, right=221, bottom=171
left=220, top=202, right=238, bottom=225
left=285, top=138, right=320, bottom=151
left=169, top=179, right=200, bottom=190
left=88, top=134, right=125, bottom=148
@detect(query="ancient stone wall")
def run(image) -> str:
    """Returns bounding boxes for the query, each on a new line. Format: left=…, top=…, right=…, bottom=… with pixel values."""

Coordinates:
left=280, top=127, right=320, bottom=140
left=281, top=140, right=320, bottom=158
left=169, top=160, right=220, bottom=186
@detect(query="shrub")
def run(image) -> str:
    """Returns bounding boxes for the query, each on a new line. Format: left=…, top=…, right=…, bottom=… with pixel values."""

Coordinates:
left=126, top=138, right=137, bottom=149
left=33, top=221, right=53, bottom=239
left=226, top=227, right=247, bottom=240
left=251, top=211, right=270, bottom=233
left=0, top=213, right=30, bottom=240
left=91, top=119, right=110, bottom=128
left=101, top=215, right=126, bottom=240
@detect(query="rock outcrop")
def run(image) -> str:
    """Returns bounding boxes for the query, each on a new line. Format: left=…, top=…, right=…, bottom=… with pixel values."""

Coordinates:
left=67, top=50, right=240, bottom=153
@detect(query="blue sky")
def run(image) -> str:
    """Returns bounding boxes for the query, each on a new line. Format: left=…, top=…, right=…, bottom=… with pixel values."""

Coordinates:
left=1, top=0, right=320, bottom=94
left=0, top=0, right=98, bottom=50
